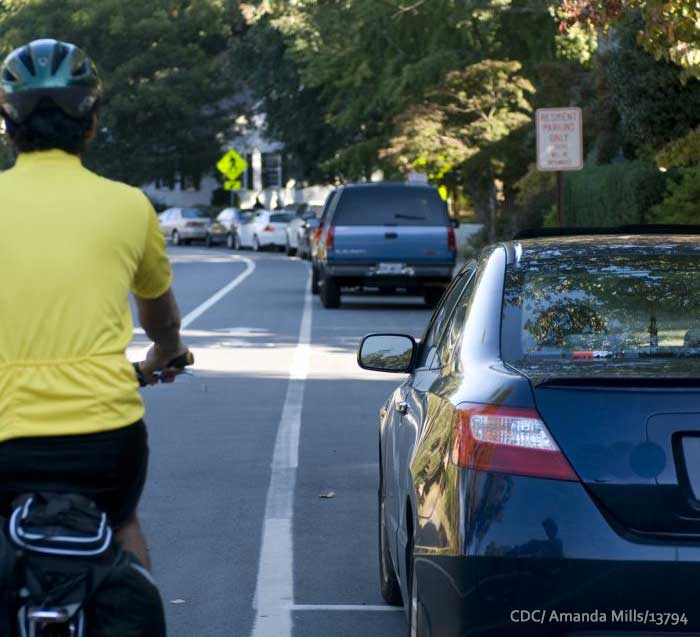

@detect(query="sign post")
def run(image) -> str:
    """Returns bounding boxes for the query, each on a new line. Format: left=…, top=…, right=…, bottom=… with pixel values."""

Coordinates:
left=536, top=107, right=584, bottom=226
left=216, top=149, right=249, bottom=206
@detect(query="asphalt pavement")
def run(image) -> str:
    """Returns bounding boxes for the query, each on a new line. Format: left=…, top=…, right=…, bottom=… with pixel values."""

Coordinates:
left=128, top=246, right=433, bottom=637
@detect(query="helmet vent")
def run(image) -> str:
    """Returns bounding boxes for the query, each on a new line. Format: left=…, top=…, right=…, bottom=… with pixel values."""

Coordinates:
left=18, top=48, right=35, bottom=76
left=72, top=60, right=88, bottom=77
left=2, top=69, right=17, bottom=83
left=51, top=42, right=69, bottom=75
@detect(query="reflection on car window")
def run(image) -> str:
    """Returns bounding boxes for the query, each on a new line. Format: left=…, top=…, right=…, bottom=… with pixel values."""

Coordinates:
left=417, top=268, right=475, bottom=369
left=501, top=240, right=700, bottom=373
left=436, top=287, right=474, bottom=371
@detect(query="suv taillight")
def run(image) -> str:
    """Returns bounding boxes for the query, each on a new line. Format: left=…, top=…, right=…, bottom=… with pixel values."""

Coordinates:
left=447, top=226, right=457, bottom=253
left=326, top=225, right=335, bottom=251
left=451, top=404, right=577, bottom=481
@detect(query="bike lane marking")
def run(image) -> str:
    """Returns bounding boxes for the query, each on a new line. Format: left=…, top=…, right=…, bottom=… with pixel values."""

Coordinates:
left=179, top=255, right=255, bottom=328
left=251, top=271, right=312, bottom=637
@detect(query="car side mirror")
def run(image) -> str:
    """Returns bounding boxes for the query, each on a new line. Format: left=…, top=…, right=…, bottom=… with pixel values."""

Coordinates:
left=357, top=334, right=417, bottom=374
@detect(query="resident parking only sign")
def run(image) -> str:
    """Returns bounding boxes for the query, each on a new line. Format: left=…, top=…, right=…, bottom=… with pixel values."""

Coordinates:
left=536, top=107, right=583, bottom=172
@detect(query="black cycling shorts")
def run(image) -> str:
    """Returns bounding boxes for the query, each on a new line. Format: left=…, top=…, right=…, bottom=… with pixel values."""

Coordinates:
left=0, top=421, right=148, bottom=528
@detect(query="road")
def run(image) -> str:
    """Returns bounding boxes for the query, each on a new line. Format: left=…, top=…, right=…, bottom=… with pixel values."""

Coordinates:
left=129, top=246, right=433, bottom=637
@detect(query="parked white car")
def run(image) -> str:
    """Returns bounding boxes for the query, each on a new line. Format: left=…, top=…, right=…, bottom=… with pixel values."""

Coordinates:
left=158, top=207, right=210, bottom=246
left=207, top=208, right=254, bottom=249
left=235, top=210, right=293, bottom=251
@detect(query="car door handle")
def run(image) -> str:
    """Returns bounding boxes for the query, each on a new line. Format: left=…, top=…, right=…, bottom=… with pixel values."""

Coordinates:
left=385, top=232, right=398, bottom=239
left=396, top=401, right=409, bottom=416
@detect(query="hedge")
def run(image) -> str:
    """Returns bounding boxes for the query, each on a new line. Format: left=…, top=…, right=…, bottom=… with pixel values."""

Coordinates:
left=560, top=160, right=668, bottom=227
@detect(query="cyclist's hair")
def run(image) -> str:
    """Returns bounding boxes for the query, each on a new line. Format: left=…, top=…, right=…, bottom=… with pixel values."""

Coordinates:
left=3, top=98, right=97, bottom=155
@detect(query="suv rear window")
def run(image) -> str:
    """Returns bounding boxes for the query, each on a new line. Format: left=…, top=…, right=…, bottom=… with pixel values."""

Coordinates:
left=270, top=213, right=293, bottom=223
left=501, top=241, right=700, bottom=375
left=182, top=208, right=207, bottom=219
left=333, top=186, right=447, bottom=226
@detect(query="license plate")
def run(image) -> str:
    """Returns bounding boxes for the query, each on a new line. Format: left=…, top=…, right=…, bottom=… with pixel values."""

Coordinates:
left=376, top=262, right=407, bottom=275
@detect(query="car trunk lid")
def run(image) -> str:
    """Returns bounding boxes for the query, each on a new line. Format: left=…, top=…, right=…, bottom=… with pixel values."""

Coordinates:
left=529, top=373, right=700, bottom=538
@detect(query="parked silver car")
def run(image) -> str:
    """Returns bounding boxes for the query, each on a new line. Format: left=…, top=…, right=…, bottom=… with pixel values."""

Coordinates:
left=158, top=207, right=210, bottom=246
left=206, top=207, right=253, bottom=249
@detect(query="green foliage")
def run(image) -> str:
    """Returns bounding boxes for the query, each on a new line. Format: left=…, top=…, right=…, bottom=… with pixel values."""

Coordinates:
left=560, top=0, right=700, bottom=81
left=656, top=127, right=700, bottom=170
left=602, top=15, right=700, bottom=158
left=562, top=160, right=668, bottom=226
left=0, top=0, right=244, bottom=185
left=651, top=167, right=700, bottom=225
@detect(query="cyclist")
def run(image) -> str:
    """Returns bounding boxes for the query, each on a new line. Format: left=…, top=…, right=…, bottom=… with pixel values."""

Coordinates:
left=0, top=39, right=187, bottom=572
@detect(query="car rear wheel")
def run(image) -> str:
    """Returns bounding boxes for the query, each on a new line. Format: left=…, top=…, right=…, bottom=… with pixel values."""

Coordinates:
left=379, top=485, right=402, bottom=606
left=233, top=233, right=242, bottom=250
left=407, top=539, right=430, bottom=637
left=226, top=233, right=234, bottom=250
left=171, top=230, right=181, bottom=246
left=311, top=266, right=320, bottom=295
left=320, top=275, right=341, bottom=308
left=253, top=236, right=261, bottom=252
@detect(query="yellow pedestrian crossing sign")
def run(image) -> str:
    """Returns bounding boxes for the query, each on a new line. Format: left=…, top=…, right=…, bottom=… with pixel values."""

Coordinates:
left=216, top=149, right=248, bottom=190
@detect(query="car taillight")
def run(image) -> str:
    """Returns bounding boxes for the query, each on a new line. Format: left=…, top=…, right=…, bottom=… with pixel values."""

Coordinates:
left=326, top=225, right=335, bottom=250
left=451, top=404, right=577, bottom=481
left=447, top=226, right=457, bottom=252
left=313, top=224, right=324, bottom=242
left=263, top=225, right=275, bottom=232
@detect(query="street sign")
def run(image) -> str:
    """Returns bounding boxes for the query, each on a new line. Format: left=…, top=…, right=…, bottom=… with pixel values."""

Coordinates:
left=216, top=149, right=248, bottom=187
left=536, top=107, right=583, bottom=172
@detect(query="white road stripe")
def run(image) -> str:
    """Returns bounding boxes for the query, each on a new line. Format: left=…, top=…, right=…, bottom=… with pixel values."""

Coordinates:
left=180, top=255, right=256, bottom=329
left=289, top=605, right=403, bottom=613
left=251, top=272, right=312, bottom=637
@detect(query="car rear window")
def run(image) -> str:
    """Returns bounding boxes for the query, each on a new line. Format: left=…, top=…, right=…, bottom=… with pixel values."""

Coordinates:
left=501, top=241, right=700, bottom=375
left=333, top=186, right=447, bottom=226
left=271, top=213, right=293, bottom=223
left=182, top=208, right=207, bottom=219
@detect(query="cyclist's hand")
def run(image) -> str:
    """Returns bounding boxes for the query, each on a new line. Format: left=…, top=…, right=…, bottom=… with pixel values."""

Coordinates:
left=139, top=343, right=190, bottom=385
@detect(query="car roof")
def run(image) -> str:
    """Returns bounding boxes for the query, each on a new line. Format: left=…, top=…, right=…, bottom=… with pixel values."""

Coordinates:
left=502, top=234, right=700, bottom=265
left=339, top=181, right=438, bottom=192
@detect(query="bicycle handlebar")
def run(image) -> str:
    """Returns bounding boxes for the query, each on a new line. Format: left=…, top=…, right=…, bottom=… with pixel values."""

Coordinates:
left=133, top=350, right=194, bottom=387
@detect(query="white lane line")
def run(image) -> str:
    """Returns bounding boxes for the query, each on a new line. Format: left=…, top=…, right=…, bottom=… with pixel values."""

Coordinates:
left=251, top=273, right=312, bottom=637
left=180, top=255, right=256, bottom=329
left=289, top=605, right=403, bottom=613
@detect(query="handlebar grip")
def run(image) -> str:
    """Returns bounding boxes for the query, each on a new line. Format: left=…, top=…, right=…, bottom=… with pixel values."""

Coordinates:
left=166, top=351, right=194, bottom=370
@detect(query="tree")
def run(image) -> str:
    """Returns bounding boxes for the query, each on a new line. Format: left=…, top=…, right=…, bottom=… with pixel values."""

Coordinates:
left=383, top=60, right=534, bottom=240
left=0, top=0, right=245, bottom=185
left=560, top=1, right=700, bottom=81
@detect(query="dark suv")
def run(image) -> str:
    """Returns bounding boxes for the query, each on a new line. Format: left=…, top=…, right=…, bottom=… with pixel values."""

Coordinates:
left=312, top=183, right=457, bottom=308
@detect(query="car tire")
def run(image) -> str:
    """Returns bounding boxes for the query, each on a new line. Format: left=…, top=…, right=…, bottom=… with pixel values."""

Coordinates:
left=233, top=233, right=242, bottom=250
left=184, top=239, right=192, bottom=246
left=205, top=233, right=213, bottom=248
left=423, top=287, right=444, bottom=308
left=253, top=236, right=261, bottom=252
left=379, top=482, right=402, bottom=606
left=407, top=538, right=430, bottom=637
left=320, top=275, right=341, bottom=309
left=226, top=233, right=235, bottom=250
left=171, top=230, right=181, bottom=246
left=311, top=266, right=320, bottom=295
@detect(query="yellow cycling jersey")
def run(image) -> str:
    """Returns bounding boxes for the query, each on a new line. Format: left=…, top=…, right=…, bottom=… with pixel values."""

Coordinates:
left=0, top=149, right=172, bottom=442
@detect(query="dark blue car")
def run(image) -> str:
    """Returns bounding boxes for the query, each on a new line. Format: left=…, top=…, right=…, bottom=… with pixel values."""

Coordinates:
left=312, top=183, right=457, bottom=308
left=358, top=229, right=700, bottom=636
